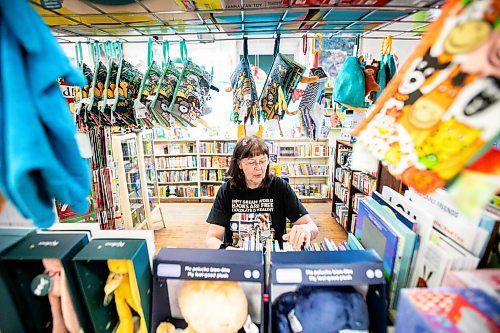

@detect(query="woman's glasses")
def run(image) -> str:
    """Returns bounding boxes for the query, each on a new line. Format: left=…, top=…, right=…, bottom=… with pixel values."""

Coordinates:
left=243, top=158, right=269, bottom=169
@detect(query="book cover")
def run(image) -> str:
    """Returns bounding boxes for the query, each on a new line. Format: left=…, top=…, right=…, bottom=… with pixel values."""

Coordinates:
left=355, top=199, right=399, bottom=281
left=395, top=288, right=500, bottom=333
left=366, top=197, right=418, bottom=310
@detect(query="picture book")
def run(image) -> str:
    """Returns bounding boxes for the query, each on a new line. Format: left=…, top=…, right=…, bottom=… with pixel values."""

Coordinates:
left=367, top=195, right=418, bottom=309
left=355, top=198, right=399, bottom=281
left=396, top=288, right=500, bottom=333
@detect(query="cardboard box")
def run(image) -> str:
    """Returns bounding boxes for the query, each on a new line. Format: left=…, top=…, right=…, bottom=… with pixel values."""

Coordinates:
left=0, top=228, right=35, bottom=333
left=152, top=248, right=265, bottom=332
left=270, top=249, right=387, bottom=333
left=0, top=232, right=90, bottom=333
left=72, top=238, right=151, bottom=333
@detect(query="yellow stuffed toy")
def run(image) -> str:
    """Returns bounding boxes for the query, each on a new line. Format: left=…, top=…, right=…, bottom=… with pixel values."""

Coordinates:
left=156, top=280, right=250, bottom=333
left=104, top=259, right=147, bottom=333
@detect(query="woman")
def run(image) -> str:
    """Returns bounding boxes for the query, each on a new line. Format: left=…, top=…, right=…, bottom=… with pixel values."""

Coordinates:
left=206, top=135, right=319, bottom=250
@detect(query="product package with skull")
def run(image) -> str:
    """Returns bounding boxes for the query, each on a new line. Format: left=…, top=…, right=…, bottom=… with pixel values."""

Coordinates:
left=260, top=35, right=305, bottom=123
left=230, top=37, right=261, bottom=127
left=0, top=232, right=91, bottom=333
left=352, top=0, right=499, bottom=196
left=270, top=249, right=387, bottom=333
left=152, top=248, right=264, bottom=333
left=170, top=41, right=214, bottom=128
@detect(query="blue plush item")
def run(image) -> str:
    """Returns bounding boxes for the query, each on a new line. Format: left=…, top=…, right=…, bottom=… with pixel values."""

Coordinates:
left=374, top=54, right=397, bottom=101
left=273, top=286, right=369, bottom=333
left=333, top=56, right=366, bottom=109
left=0, top=0, right=90, bottom=228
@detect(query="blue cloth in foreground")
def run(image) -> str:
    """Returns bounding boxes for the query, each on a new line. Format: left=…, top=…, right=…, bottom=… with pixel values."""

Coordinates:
left=0, top=0, right=90, bottom=228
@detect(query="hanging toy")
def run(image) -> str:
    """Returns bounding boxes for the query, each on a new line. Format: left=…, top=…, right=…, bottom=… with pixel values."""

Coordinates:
left=297, top=33, right=329, bottom=139
left=230, top=37, right=261, bottom=138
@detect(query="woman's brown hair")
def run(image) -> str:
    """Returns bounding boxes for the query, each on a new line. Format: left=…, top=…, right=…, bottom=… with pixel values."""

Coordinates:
left=227, top=135, right=272, bottom=190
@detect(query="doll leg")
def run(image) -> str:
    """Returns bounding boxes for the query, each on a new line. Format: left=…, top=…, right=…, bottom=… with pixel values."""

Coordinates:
left=60, top=269, right=81, bottom=333
left=115, top=296, right=134, bottom=333
left=48, top=293, right=69, bottom=333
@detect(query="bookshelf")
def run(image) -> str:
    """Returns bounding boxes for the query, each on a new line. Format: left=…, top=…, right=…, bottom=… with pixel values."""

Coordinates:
left=331, top=140, right=377, bottom=233
left=138, top=130, right=166, bottom=228
left=149, top=138, right=235, bottom=202
left=147, top=137, right=332, bottom=202
left=112, top=133, right=149, bottom=230
left=265, top=138, right=332, bottom=203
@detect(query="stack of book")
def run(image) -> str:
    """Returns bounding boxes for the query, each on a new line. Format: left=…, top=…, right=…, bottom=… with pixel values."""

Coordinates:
left=352, top=186, right=497, bottom=313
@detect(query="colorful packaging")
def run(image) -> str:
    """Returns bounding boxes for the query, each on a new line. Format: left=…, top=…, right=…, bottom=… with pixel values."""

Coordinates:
left=352, top=0, right=499, bottom=195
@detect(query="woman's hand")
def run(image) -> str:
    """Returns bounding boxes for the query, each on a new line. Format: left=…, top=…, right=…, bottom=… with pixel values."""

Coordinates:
left=283, top=224, right=314, bottom=251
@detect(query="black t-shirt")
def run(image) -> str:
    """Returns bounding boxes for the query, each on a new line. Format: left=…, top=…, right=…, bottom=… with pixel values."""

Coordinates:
left=206, top=176, right=308, bottom=245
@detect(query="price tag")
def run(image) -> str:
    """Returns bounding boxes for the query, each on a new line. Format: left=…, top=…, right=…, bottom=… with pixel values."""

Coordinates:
left=133, top=99, right=147, bottom=119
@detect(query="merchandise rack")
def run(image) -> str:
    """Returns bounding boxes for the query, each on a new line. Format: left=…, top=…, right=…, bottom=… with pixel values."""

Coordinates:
left=33, top=0, right=443, bottom=43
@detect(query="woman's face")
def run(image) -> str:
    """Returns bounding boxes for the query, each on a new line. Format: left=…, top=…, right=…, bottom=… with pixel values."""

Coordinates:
left=239, top=154, right=269, bottom=188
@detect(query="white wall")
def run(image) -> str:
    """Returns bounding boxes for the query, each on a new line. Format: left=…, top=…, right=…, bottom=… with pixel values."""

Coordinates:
left=360, top=38, right=420, bottom=66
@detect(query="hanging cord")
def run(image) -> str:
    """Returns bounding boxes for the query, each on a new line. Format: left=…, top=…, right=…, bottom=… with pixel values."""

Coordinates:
left=302, top=34, right=308, bottom=56
left=86, top=41, right=101, bottom=113
left=311, top=33, right=322, bottom=68
left=111, top=41, right=123, bottom=123
left=381, top=35, right=393, bottom=55
left=273, top=33, right=281, bottom=58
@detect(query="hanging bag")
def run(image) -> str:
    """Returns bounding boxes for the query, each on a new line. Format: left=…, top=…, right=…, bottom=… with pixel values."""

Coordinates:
left=170, top=40, right=214, bottom=127
left=260, top=34, right=305, bottom=122
left=109, top=41, right=143, bottom=128
left=230, top=37, right=260, bottom=126
left=149, top=40, right=179, bottom=128
left=298, top=33, right=328, bottom=139
left=374, top=35, right=397, bottom=101
left=73, top=42, right=94, bottom=130
left=135, top=37, right=163, bottom=128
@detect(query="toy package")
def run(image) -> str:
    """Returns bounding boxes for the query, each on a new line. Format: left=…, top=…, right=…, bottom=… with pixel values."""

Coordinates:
left=73, top=238, right=151, bottom=333
left=270, top=250, right=387, bottom=333
left=230, top=37, right=260, bottom=127
left=260, top=34, right=305, bottom=122
left=352, top=0, right=499, bottom=196
left=395, top=288, right=500, bottom=333
left=0, top=233, right=91, bottom=332
left=152, top=248, right=264, bottom=333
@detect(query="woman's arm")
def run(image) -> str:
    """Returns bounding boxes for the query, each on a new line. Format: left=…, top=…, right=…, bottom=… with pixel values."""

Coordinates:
left=206, top=224, right=226, bottom=249
left=284, top=214, right=319, bottom=250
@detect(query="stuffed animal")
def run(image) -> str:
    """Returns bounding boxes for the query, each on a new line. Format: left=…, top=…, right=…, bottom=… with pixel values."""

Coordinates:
left=104, top=259, right=147, bottom=333
left=156, top=280, right=250, bottom=333
left=272, top=286, right=369, bottom=333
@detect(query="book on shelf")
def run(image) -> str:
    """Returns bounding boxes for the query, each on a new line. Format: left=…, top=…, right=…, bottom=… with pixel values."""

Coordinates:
left=355, top=198, right=399, bottom=282
left=405, top=188, right=493, bottom=257
left=369, top=193, right=418, bottom=310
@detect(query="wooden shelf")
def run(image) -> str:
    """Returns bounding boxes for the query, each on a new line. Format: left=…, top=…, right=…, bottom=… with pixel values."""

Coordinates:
left=198, top=153, right=232, bottom=156
left=158, top=181, right=198, bottom=185
left=199, top=167, right=229, bottom=170
left=157, top=167, right=198, bottom=171
left=200, top=180, right=224, bottom=184
left=155, top=153, right=197, bottom=157
left=159, top=197, right=200, bottom=203
left=288, top=175, right=329, bottom=178
left=278, top=155, right=330, bottom=159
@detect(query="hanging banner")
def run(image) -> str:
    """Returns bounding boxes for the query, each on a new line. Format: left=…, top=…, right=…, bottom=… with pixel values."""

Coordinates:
left=352, top=0, right=499, bottom=196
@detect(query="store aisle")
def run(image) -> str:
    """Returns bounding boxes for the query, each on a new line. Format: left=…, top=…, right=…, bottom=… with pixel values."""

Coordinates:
left=153, top=202, right=346, bottom=253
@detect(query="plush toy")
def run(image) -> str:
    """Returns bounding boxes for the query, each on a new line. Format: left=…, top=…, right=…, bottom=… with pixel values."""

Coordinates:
left=272, top=286, right=369, bottom=333
left=41, top=259, right=81, bottom=333
left=104, top=259, right=147, bottom=333
left=156, top=280, right=251, bottom=333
